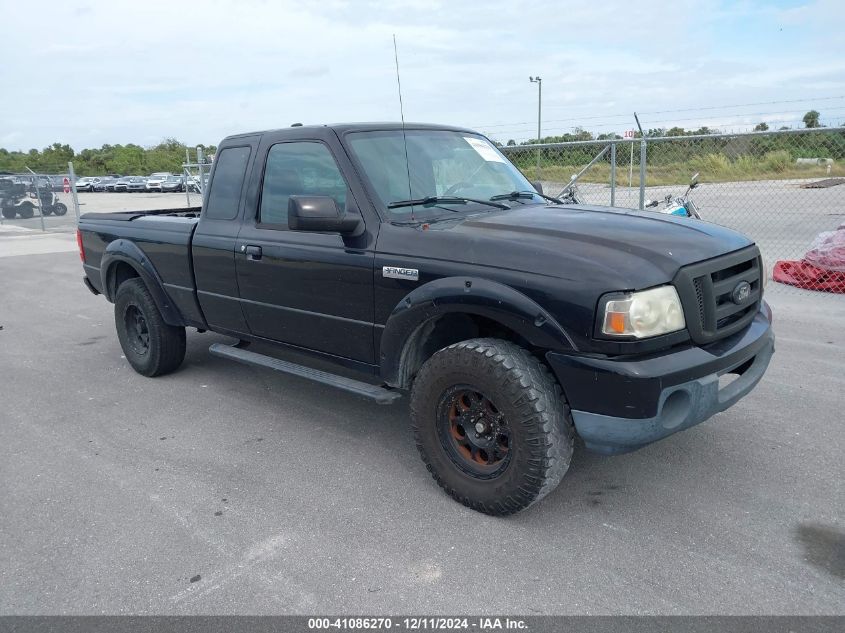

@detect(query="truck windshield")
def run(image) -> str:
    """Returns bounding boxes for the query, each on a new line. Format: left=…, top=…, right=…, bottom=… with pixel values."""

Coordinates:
left=346, top=130, right=541, bottom=216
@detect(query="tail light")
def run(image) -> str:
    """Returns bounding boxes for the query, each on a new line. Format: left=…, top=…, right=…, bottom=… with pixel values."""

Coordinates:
left=76, top=228, right=86, bottom=263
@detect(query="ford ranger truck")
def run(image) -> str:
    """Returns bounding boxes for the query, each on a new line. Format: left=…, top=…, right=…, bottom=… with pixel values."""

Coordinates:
left=77, top=123, right=775, bottom=515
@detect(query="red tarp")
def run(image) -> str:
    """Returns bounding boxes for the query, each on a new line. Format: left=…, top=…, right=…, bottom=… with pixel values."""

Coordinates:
left=773, top=223, right=845, bottom=294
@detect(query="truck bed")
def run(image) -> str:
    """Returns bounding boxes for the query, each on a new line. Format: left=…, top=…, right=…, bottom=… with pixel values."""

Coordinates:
left=78, top=207, right=205, bottom=328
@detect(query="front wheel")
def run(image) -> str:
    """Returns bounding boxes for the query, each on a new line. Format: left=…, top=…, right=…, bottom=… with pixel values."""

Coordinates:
left=53, top=203, right=68, bottom=216
left=410, top=338, right=574, bottom=516
left=115, top=278, right=186, bottom=377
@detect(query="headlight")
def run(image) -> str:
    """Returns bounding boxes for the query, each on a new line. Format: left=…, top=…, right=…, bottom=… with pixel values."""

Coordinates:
left=601, top=285, right=686, bottom=338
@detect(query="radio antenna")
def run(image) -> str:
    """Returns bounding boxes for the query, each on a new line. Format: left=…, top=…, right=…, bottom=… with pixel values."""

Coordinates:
left=393, top=34, right=414, bottom=219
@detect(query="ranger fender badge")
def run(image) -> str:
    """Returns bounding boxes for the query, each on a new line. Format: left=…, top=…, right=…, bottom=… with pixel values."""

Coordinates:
left=383, top=266, right=419, bottom=281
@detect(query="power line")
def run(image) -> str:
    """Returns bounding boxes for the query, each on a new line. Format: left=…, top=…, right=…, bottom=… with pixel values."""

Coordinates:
left=483, top=118, right=845, bottom=143
left=478, top=107, right=845, bottom=137
left=471, top=95, right=845, bottom=130
left=640, top=95, right=845, bottom=116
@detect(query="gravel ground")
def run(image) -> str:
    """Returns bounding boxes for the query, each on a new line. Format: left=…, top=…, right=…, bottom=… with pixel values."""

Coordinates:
left=0, top=235, right=842, bottom=615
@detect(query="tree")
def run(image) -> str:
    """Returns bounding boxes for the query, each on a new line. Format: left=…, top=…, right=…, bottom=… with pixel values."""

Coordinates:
left=506, top=139, right=516, bottom=146
left=666, top=127, right=686, bottom=137
left=571, top=127, right=593, bottom=141
left=803, top=110, right=820, bottom=128
left=754, top=122, right=769, bottom=132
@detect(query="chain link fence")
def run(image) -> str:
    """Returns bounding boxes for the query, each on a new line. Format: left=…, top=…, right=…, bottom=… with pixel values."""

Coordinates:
left=0, top=171, right=81, bottom=233
left=0, top=163, right=200, bottom=235
left=501, top=127, right=845, bottom=296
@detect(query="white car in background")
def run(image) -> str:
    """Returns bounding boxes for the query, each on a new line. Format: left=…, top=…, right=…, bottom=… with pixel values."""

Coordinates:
left=145, top=173, right=173, bottom=192
left=75, top=177, right=100, bottom=192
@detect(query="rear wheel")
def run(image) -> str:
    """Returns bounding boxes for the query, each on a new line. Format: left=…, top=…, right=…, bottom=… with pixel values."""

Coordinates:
left=115, top=278, right=186, bottom=377
left=410, top=338, right=575, bottom=516
left=17, top=202, right=34, bottom=219
left=1, top=208, right=16, bottom=219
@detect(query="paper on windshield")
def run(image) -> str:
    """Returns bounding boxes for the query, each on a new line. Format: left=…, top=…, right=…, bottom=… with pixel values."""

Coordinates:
left=463, top=137, right=506, bottom=163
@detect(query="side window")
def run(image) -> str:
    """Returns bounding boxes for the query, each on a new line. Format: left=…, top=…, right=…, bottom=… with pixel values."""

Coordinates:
left=204, top=146, right=251, bottom=220
left=259, top=142, right=347, bottom=227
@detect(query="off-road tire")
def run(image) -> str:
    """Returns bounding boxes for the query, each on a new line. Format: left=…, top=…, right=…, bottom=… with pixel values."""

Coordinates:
left=53, top=203, right=68, bottom=216
left=410, top=338, right=575, bottom=516
left=115, top=278, right=186, bottom=377
left=1, top=208, right=15, bottom=219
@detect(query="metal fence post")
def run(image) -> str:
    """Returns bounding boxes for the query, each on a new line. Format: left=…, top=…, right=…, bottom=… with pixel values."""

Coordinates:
left=610, top=142, right=616, bottom=207
left=184, top=149, right=191, bottom=207
left=184, top=167, right=192, bottom=207
left=25, top=167, right=46, bottom=232
left=67, top=162, right=81, bottom=221
left=638, top=139, right=646, bottom=210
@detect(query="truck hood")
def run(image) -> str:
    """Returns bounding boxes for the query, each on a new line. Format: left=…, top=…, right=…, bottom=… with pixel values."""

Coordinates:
left=411, top=203, right=754, bottom=290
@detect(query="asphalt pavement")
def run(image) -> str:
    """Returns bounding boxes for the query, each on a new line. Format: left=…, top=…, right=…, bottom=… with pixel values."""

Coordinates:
left=0, top=234, right=842, bottom=615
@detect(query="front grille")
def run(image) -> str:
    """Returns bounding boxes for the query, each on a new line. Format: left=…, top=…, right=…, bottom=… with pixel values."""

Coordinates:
left=674, top=246, right=762, bottom=344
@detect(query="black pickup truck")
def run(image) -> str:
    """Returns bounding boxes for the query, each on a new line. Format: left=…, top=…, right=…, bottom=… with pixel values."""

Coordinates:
left=78, top=123, right=774, bottom=515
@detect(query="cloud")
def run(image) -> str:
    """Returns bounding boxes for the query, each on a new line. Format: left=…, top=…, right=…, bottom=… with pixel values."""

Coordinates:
left=0, top=0, right=842, bottom=149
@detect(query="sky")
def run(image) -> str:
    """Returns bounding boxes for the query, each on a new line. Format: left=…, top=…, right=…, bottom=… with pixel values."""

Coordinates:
left=0, top=0, right=843, bottom=151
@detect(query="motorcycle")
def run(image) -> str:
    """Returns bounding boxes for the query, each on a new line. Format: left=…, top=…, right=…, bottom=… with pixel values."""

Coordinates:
left=645, top=172, right=702, bottom=219
left=557, top=174, right=583, bottom=205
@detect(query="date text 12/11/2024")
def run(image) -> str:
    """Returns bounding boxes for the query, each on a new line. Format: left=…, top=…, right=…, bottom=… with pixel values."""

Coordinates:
left=307, top=617, right=528, bottom=630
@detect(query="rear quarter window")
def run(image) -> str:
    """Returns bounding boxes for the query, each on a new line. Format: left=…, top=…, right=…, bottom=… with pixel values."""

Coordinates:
left=204, top=146, right=251, bottom=220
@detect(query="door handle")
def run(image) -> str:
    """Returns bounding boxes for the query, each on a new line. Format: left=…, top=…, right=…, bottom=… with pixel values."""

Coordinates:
left=245, top=245, right=262, bottom=261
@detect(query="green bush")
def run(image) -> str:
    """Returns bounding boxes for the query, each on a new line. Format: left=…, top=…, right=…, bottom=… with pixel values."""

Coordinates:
left=733, top=155, right=756, bottom=174
left=762, top=150, right=792, bottom=173
left=690, top=153, right=730, bottom=174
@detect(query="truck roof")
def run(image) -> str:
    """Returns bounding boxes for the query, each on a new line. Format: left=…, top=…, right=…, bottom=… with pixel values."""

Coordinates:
left=222, top=122, right=478, bottom=142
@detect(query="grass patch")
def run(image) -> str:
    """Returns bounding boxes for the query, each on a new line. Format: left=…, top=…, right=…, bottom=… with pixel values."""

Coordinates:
left=526, top=158, right=845, bottom=186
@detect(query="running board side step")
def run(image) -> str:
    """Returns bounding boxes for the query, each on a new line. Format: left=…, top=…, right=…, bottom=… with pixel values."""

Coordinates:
left=208, top=343, right=402, bottom=405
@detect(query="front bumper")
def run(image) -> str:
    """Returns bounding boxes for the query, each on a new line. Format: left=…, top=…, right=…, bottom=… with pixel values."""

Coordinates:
left=546, top=304, right=774, bottom=454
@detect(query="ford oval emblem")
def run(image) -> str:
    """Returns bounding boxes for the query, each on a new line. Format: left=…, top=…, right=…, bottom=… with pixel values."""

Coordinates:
left=731, top=281, right=751, bottom=305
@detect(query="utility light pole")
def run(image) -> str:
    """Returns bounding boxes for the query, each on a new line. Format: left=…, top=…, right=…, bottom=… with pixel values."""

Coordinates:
left=529, top=76, right=542, bottom=140
left=529, top=76, right=542, bottom=179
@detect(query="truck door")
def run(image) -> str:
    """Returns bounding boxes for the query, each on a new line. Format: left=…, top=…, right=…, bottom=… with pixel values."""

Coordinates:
left=235, top=135, right=377, bottom=364
left=192, top=140, right=257, bottom=334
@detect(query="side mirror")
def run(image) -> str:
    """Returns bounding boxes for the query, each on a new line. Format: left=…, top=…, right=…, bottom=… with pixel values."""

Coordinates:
left=530, top=181, right=544, bottom=194
left=288, top=195, right=363, bottom=236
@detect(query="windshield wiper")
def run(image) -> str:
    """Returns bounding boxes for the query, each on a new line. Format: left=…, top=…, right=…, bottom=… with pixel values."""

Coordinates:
left=388, top=196, right=509, bottom=211
left=490, top=190, right=563, bottom=204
